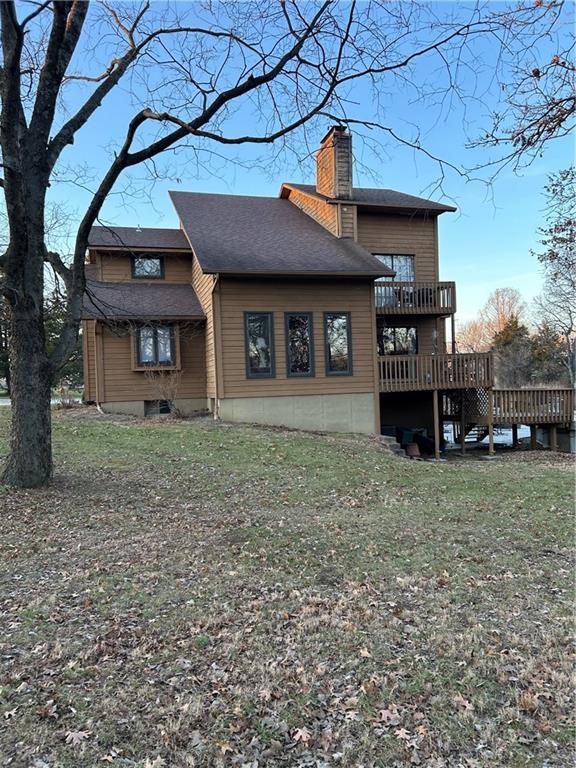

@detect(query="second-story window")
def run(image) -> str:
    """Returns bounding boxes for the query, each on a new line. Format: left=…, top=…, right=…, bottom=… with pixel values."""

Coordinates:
left=374, top=254, right=415, bottom=282
left=377, top=320, right=418, bottom=355
left=285, top=313, right=314, bottom=377
left=131, top=255, right=164, bottom=279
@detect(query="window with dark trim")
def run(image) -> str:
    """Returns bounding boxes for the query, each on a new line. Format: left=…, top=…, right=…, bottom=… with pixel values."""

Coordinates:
left=131, top=255, right=164, bottom=279
left=285, top=313, right=314, bottom=377
left=377, top=321, right=418, bottom=355
left=374, top=254, right=415, bottom=282
left=245, top=312, right=275, bottom=378
left=324, top=312, right=352, bottom=375
left=136, top=325, right=175, bottom=366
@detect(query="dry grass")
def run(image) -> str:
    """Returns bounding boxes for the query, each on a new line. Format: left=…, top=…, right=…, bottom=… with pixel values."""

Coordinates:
left=0, top=407, right=574, bottom=768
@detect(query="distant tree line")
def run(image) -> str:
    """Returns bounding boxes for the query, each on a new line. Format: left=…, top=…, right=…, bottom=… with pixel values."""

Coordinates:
left=458, top=167, right=575, bottom=387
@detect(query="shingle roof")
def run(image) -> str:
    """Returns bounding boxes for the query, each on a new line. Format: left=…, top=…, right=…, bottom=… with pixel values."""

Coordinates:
left=281, top=183, right=457, bottom=213
left=169, top=191, right=393, bottom=277
left=89, top=226, right=190, bottom=251
left=82, top=277, right=205, bottom=320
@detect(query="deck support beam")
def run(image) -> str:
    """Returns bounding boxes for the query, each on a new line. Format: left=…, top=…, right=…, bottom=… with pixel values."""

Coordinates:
left=549, top=424, right=558, bottom=452
left=433, top=389, right=440, bottom=460
left=530, top=425, right=537, bottom=450
left=460, top=392, right=466, bottom=455
left=512, top=424, right=518, bottom=448
left=487, top=388, right=495, bottom=455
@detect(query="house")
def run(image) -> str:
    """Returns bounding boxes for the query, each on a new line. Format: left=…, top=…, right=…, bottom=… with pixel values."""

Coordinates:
left=82, top=126, right=573, bottom=454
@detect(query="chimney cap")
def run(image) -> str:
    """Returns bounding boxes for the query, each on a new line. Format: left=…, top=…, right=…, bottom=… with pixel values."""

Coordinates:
left=320, top=124, right=349, bottom=144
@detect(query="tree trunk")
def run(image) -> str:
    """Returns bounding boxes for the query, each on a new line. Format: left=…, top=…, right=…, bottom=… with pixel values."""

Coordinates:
left=1, top=289, right=53, bottom=488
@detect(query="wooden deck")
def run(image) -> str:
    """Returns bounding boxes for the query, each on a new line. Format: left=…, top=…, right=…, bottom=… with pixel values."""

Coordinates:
left=375, top=281, right=456, bottom=315
left=378, top=353, right=492, bottom=392
left=478, top=388, right=574, bottom=426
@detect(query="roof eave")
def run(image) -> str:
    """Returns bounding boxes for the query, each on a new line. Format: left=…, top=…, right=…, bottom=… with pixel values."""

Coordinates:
left=83, top=313, right=206, bottom=321
left=354, top=201, right=456, bottom=214
left=280, top=182, right=456, bottom=213
left=198, top=268, right=392, bottom=278
left=87, top=245, right=192, bottom=252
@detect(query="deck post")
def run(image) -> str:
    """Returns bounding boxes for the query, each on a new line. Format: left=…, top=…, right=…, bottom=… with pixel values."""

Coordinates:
left=549, top=424, right=558, bottom=452
left=460, top=391, right=466, bottom=455
left=512, top=424, right=518, bottom=448
left=433, top=389, right=440, bottom=460
left=530, top=425, right=537, bottom=450
left=451, top=314, right=456, bottom=354
left=487, top=388, right=495, bottom=455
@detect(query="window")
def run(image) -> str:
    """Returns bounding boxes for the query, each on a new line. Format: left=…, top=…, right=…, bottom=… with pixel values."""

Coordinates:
left=285, top=313, right=314, bottom=377
left=245, top=312, right=275, bottom=378
left=374, top=254, right=415, bottom=282
left=136, top=325, right=176, bottom=366
left=324, top=312, right=352, bottom=375
left=131, top=255, right=164, bottom=279
left=377, top=320, right=418, bottom=355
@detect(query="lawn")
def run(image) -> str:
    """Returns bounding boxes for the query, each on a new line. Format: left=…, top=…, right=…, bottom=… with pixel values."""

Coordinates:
left=0, top=408, right=573, bottom=768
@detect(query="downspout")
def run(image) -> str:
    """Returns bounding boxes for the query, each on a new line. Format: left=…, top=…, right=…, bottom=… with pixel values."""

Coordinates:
left=94, top=323, right=105, bottom=414
left=210, top=274, right=222, bottom=419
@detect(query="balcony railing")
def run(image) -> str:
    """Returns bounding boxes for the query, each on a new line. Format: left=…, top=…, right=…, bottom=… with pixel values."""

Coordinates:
left=486, top=388, right=574, bottom=425
left=375, top=281, right=456, bottom=315
left=379, top=352, right=493, bottom=392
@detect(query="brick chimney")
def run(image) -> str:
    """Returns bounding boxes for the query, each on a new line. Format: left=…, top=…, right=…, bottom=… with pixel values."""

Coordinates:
left=315, top=125, right=352, bottom=199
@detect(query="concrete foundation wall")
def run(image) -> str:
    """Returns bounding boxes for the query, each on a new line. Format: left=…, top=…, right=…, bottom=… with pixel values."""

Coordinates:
left=102, top=400, right=145, bottom=417
left=219, top=392, right=376, bottom=434
left=102, top=398, right=211, bottom=418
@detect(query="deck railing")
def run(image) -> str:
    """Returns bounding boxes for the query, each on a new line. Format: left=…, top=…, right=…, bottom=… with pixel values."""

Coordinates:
left=490, top=388, right=574, bottom=425
left=379, top=352, right=493, bottom=392
left=375, top=281, right=456, bottom=315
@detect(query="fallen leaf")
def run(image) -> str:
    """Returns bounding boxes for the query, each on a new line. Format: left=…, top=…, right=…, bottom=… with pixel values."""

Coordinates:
left=65, top=730, right=91, bottom=747
left=377, top=707, right=401, bottom=726
left=453, top=692, right=474, bottom=712
left=518, top=690, right=538, bottom=712
left=293, top=726, right=311, bottom=743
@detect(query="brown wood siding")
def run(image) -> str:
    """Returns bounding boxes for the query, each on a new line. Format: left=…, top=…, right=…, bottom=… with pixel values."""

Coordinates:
left=339, top=204, right=356, bottom=239
left=99, top=324, right=206, bottom=402
left=82, top=320, right=97, bottom=401
left=287, top=187, right=338, bottom=235
left=97, top=251, right=193, bottom=282
left=191, top=256, right=217, bottom=398
left=218, top=277, right=376, bottom=398
left=357, top=212, right=438, bottom=281
left=316, top=144, right=335, bottom=199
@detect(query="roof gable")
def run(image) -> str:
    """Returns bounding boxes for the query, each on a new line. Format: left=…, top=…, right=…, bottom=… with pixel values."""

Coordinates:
left=169, top=191, right=392, bottom=277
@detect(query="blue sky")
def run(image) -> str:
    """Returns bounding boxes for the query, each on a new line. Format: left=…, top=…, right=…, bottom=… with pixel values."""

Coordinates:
left=46, top=1, right=574, bottom=325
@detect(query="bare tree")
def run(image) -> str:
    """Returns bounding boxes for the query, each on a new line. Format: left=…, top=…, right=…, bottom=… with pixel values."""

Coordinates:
left=457, top=287, right=526, bottom=352
left=470, top=0, right=575, bottom=172
left=456, top=318, right=488, bottom=354
left=0, top=1, right=568, bottom=486
left=533, top=168, right=576, bottom=384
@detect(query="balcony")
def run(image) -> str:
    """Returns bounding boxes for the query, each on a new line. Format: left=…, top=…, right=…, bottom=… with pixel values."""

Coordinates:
left=379, top=352, right=493, bottom=392
left=375, top=281, right=456, bottom=315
